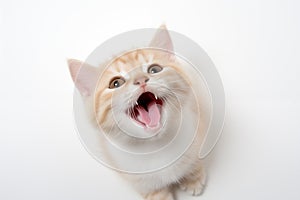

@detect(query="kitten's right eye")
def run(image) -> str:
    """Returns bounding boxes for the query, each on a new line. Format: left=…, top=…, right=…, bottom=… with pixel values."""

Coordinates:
left=109, top=77, right=125, bottom=89
left=148, top=64, right=163, bottom=74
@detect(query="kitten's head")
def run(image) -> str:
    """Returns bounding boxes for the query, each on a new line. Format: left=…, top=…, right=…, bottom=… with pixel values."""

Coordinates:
left=68, top=26, right=192, bottom=140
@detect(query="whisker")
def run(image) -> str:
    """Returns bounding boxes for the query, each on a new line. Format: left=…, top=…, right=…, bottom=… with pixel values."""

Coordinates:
left=161, top=96, right=180, bottom=113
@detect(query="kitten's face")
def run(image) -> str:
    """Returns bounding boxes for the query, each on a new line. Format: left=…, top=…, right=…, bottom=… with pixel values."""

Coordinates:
left=95, top=49, right=190, bottom=138
left=68, top=26, right=194, bottom=140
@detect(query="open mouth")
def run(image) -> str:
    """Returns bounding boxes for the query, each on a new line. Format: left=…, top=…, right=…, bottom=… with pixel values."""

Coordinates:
left=129, top=92, right=163, bottom=128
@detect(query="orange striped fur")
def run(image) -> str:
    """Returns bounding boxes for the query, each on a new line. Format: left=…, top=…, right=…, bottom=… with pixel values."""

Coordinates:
left=68, top=25, right=209, bottom=200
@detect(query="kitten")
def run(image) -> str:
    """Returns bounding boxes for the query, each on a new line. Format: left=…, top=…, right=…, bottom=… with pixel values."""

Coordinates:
left=68, top=25, right=209, bottom=200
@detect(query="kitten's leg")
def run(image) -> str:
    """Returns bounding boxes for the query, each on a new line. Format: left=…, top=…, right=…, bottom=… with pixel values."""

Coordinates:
left=142, top=188, right=174, bottom=200
left=179, top=166, right=207, bottom=196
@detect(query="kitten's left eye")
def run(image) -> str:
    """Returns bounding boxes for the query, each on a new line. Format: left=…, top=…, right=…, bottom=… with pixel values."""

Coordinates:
left=148, top=64, right=163, bottom=74
left=109, top=77, right=125, bottom=89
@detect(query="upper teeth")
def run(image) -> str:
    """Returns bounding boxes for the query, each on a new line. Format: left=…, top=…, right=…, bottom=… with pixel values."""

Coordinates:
left=134, top=94, right=158, bottom=106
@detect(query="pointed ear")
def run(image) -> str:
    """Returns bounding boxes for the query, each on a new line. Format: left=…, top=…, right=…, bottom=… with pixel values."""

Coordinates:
left=67, top=59, right=99, bottom=96
left=149, top=24, right=173, bottom=52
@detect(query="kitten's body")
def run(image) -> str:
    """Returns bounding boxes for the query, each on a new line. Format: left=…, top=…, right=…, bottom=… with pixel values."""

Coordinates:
left=68, top=26, right=209, bottom=200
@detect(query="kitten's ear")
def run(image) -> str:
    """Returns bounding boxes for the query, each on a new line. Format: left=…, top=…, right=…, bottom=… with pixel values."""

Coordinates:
left=67, top=59, right=98, bottom=96
left=149, top=24, right=173, bottom=52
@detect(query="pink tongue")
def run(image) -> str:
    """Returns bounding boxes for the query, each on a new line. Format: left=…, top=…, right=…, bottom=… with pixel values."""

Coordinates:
left=136, top=103, right=160, bottom=127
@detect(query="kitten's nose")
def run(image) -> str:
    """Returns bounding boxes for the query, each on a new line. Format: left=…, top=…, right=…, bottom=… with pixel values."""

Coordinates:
left=134, top=75, right=149, bottom=85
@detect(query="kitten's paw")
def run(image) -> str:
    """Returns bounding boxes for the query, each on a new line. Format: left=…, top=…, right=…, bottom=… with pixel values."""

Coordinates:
left=179, top=179, right=205, bottom=196
left=179, top=169, right=207, bottom=196
left=143, top=189, right=174, bottom=200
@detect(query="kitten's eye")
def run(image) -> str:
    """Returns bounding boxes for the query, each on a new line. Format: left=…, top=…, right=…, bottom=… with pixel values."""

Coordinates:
left=109, top=77, right=125, bottom=89
left=148, top=64, right=163, bottom=74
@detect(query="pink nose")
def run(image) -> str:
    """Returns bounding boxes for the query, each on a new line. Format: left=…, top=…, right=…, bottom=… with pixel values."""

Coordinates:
left=134, top=76, right=149, bottom=85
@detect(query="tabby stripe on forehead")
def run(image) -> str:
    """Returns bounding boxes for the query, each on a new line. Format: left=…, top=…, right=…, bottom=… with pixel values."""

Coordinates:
left=116, top=57, right=127, bottom=64
left=137, top=53, right=147, bottom=63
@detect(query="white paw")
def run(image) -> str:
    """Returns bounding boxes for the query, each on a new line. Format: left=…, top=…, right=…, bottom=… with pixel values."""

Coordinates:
left=179, top=180, right=205, bottom=196
left=179, top=171, right=207, bottom=196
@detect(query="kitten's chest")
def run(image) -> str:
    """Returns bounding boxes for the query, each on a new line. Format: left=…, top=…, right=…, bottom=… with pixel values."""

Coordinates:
left=124, top=145, right=200, bottom=193
left=122, top=109, right=201, bottom=192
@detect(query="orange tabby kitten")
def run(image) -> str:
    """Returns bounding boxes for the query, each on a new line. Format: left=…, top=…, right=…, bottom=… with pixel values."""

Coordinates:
left=68, top=25, right=209, bottom=200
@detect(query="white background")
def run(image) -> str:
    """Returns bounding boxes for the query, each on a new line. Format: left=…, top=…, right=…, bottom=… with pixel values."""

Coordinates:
left=1, top=0, right=300, bottom=199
